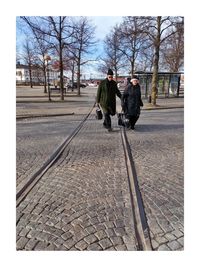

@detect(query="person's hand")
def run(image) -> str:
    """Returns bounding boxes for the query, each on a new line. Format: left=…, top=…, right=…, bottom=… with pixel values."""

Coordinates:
left=96, top=102, right=100, bottom=107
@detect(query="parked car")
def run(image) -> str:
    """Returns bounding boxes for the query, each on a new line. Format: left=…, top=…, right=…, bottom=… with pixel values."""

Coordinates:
left=67, top=82, right=87, bottom=89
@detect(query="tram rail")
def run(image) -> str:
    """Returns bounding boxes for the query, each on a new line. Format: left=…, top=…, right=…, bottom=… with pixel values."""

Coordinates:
left=120, top=127, right=153, bottom=250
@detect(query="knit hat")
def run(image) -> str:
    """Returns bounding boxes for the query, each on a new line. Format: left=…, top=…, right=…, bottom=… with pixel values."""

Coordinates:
left=107, top=69, right=113, bottom=75
left=132, top=75, right=139, bottom=80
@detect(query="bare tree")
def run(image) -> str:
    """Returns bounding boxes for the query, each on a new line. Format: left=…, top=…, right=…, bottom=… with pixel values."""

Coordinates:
left=68, top=17, right=97, bottom=95
left=160, top=18, right=184, bottom=72
left=20, top=17, right=50, bottom=92
left=20, top=16, right=74, bottom=100
left=100, top=26, right=125, bottom=81
left=117, top=17, right=150, bottom=76
left=144, top=16, right=183, bottom=105
left=22, top=39, right=37, bottom=88
left=137, top=45, right=154, bottom=72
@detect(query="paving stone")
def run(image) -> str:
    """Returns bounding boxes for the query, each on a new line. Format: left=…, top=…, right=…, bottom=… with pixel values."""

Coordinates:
left=171, top=229, right=184, bottom=238
left=94, top=230, right=107, bottom=240
left=75, top=240, right=88, bottom=250
left=99, top=238, right=113, bottom=249
left=104, top=221, right=115, bottom=229
left=167, top=240, right=182, bottom=250
left=105, top=247, right=116, bottom=251
left=87, top=243, right=103, bottom=251
left=105, top=228, right=115, bottom=237
left=115, top=244, right=127, bottom=251
left=110, top=236, right=123, bottom=246
left=63, top=238, right=77, bottom=249
left=84, top=234, right=98, bottom=244
left=34, top=241, right=49, bottom=250
left=27, top=229, right=41, bottom=239
left=19, top=227, right=30, bottom=237
left=177, top=236, right=184, bottom=246
left=155, top=235, right=168, bottom=244
left=113, top=227, right=126, bottom=236
left=44, top=243, right=57, bottom=250
left=157, top=244, right=171, bottom=251
left=25, top=239, right=39, bottom=250
left=94, top=223, right=106, bottom=231
left=151, top=239, right=159, bottom=250
left=16, top=237, right=29, bottom=250
left=114, top=219, right=125, bottom=228
left=61, top=232, right=73, bottom=241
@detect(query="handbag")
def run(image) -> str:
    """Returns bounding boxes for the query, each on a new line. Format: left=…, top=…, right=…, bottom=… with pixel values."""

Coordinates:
left=118, top=112, right=125, bottom=126
left=96, top=108, right=103, bottom=120
left=118, top=112, right=130, bottom=128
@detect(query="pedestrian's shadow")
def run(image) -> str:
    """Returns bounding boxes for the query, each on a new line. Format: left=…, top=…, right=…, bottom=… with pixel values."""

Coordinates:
left=131, top=124, right=183, bottom=132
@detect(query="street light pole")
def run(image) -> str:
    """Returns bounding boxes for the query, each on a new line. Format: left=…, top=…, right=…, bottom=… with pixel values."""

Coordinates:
left=44, top=54, right=51, bottom=101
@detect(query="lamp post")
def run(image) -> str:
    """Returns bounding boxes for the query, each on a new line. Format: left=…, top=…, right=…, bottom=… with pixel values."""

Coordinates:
left=44, top=54, right=51, bottom=101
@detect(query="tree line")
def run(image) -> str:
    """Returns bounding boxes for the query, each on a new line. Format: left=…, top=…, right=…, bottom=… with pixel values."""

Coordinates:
left=16, top=16, right=184, bottom=105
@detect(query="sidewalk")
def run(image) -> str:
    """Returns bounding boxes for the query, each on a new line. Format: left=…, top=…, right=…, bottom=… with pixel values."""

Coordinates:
left=16, top=86, right=184, bottom=119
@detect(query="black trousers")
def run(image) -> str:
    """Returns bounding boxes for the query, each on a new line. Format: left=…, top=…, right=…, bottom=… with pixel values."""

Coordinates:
left=103, top=111, right=111, bottom=129
left=129, top=115, right=139, bottom=129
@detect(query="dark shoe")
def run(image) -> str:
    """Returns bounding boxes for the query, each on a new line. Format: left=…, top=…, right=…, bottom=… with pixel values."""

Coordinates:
left=107, top=128, right=113, bottom=132
left=103, top=122, right=108, bottom=129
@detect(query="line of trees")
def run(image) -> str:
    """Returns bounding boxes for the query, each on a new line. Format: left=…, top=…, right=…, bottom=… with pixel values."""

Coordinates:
left=100, top=16, right=184, bottom=105
left=17, top=16, right=97, bottom=99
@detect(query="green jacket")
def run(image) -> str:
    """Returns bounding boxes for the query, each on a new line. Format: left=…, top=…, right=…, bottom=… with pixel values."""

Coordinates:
left=96, top=79, right=121, bottom=115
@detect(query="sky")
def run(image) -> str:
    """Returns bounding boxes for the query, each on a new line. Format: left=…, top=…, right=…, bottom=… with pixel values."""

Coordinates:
left=89, top=16, right=123, bottom=40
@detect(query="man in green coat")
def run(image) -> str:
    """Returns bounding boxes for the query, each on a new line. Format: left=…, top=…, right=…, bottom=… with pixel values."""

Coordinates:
left=96, top=69, right=121, bottom=131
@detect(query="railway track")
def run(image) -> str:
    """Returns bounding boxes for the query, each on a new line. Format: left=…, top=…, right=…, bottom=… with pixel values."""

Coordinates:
left=16, top=106, right=152, bottom=250
left=121, top=127, right=152, bottom=250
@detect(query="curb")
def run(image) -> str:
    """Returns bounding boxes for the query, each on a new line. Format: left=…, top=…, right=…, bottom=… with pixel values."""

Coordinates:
left=142, top=105, right=184, bottom=111
left=16, top=112, right=74, bottom=120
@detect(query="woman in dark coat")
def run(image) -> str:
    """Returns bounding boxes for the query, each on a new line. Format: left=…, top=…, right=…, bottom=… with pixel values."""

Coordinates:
left=121, top=76, right=143, bottom=130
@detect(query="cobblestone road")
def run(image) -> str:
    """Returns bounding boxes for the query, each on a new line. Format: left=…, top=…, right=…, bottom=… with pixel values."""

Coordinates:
left=126, top=108, right=184, bottom=250
left=16, top=113, right=138, bottom=251
left=16, top=89, right=184, bottom=251
left=16, top=114, right=85, bottom=193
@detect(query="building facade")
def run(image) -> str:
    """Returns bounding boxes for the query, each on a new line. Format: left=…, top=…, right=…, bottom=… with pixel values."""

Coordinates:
left=16, top=63, right=59, bottom=85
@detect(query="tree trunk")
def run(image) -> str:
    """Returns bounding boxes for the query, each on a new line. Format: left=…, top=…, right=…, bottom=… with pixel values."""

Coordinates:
left=29, top=65, right=33, bottom=88
left=151, top=17, right=161, bottom=105
left=43, top=66, right=47, bottom=93
left=77, top=62, right=81, bottom=96
left=71, top=62, right=75, bottom=89
left=131, top=60, right=134, bottom=77
left=151, top=47, right=159, bottom=105
left=114, top=68, right=118, bottom=82
left=59, top=17, right=64, bottom=101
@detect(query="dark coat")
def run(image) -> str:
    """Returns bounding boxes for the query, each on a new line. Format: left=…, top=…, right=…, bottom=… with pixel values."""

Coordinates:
left=121, top=84, right=143, bottom=117
left=96, top=78, right=121, bottom=115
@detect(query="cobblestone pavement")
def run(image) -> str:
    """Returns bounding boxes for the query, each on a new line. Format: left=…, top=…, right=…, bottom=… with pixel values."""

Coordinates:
left=16, top=86, right=96, bottom=193
left=16, top=114, right=85, bottom=193
left=16, top=114, right=138, bottom=251
left=16, top=86, right=184, bottom=251
left=126, top=108, right=184, bottom=250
